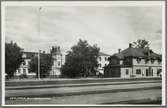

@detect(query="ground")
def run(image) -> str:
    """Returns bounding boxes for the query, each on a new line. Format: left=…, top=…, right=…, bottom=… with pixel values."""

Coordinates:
left=5, top=77, right=162, bottom=105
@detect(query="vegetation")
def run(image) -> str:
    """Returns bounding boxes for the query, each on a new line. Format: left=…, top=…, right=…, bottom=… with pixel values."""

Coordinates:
left=29, top=53, right=53, bottom=78
left=61, top=39, right=100, bottom=78
left=132, top=39, right=150, bottom=49
left=5, top=41, right=23, bottom=78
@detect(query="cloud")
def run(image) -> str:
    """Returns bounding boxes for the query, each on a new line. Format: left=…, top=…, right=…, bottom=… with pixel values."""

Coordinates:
left=5, top=6, right=163, bottom=54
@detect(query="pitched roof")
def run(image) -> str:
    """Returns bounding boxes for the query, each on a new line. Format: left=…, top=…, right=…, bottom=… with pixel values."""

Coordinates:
left=112, top=53, right=124, bottom=59
left=111, top=47, right=161, bottom=59
left=99, top=52, right=110, bottom=56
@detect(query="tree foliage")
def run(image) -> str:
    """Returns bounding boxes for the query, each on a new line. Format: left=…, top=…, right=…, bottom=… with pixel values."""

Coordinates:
left=132, top=39, right=150, bottom=49
left=29, top=53, right=53, bottom=78
left=61, top=39, right=100, bottom=78
left=5, top=41, right=23, bottom=78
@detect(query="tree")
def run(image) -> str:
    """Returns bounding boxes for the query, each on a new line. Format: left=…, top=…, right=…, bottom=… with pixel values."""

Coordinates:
left=61, top=39, right=100, bottom=78
left=29, top=53, right=53, bottom=78
left=5, top=41, right=23, bottom=78
left=132, top=39, right=150, bottom=49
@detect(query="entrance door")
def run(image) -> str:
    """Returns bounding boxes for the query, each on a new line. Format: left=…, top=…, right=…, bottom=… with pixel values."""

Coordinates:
left=146, top=69, right=149, bottom=76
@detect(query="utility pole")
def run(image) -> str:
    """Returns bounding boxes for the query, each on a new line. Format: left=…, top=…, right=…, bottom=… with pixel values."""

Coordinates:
left=38, top=7, right=42, bottom=80
left=38, top=50, right=41, bottom=79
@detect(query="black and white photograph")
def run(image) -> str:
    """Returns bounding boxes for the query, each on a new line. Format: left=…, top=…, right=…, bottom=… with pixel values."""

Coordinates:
left=1, top=1, right=166, bottom=106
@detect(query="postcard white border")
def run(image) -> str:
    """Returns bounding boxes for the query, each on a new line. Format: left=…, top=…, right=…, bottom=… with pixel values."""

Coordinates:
left=1, top=1, right=166, bottom=106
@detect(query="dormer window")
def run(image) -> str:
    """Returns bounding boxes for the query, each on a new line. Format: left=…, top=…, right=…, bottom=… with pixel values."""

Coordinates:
left=145, top=59, right=149, bottom=64
left=151, top=58, right=155, bottom=64
left=136, top=58, right=141, bottom=63
left=158, top=59, right=161, bottom=64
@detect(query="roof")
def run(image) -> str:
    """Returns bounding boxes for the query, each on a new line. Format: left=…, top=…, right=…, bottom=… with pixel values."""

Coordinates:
left=111, top=47, right=161, bottom=59
left=22, top=51, right=49, bottom=59
left=99, top=52, right=111, bottom=56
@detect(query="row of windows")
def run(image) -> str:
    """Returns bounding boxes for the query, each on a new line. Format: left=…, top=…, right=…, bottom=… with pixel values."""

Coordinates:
left=136, top=59, right=161, bottom=64
left=98, top=63, right=107, bottom=68
left=125, top=69, right=162, bottom=76
left=99, top=57, right=108, bottom=61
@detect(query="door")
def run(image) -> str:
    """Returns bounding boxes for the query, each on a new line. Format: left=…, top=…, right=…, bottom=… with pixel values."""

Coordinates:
left=146, top=69, right=149, bottom=76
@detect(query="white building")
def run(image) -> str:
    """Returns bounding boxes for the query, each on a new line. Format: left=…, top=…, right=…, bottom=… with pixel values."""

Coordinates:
left=15, top=51, right=37, bottom=77
left=50, top=46, right=66, bottom=77
left=97, top=52, right=110, bottom=74
left=15, top=46, right=66, bottom=78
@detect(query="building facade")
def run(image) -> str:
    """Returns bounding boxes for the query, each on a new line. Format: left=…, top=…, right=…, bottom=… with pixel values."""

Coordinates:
left=15, top=51, right=38, bottom=77
left=50, top=46, right=66, bottom=77
left=104, top=43, right=162, bottom=78
left=97, top=52, right=110, bottom=75
left=15, top=46, right=66, bottom=78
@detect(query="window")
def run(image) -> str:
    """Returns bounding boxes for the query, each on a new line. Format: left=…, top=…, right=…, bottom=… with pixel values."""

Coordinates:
left=146, top=69, right=149, bottom=76
left=58, top=61, right=61, bottom=66
left=105, top=57, right=108, bottom=61
left=145, top=59, right=149, bottom=64
left=151, top=59, right=155, bottom=64
left=99, top=57, right=101, bottom=61
left=126, top=69, right=129, bottom=75
left=136, top=69, right=141, bottom=74
left=157, top=69, right=162, bottom=76
left=136, top=58, right=141, bottom=63
left=23, top=61, right=26, bottom=65
left=158, top=59, right=161, bottom=64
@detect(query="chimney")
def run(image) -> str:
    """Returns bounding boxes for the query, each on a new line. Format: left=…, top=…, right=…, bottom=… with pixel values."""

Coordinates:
left=58, top=46, right=60, bottom=52
left=118, top=49, right=121, bottom=54
left=129, top=43, right=132, bottom=48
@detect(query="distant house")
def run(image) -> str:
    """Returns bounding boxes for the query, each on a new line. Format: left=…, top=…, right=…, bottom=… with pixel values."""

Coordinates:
left=15, top=51, right=38, bottom=78
left=15, top=50, right=52, bottom=78
left=97, top=52, right=110, bottom=75
left=104, top=43, right=162, bottom=78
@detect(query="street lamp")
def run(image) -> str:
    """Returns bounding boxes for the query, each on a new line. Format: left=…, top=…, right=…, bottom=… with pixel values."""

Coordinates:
left=38, top=50, right=41, bottom=79
left=38, top=7, right=42, bottom=79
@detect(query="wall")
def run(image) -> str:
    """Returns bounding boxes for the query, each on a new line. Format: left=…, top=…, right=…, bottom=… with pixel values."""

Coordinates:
left=120, top=67, right=132, bottom=78
left=104, top=67, right=120, bottom=77
left=132, top=66, right=162, bottom=77
left=132, top=58, right=162, bottom=77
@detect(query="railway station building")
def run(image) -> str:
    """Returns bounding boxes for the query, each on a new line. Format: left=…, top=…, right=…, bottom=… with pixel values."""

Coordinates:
left=104, top=43, right=162, bottom=78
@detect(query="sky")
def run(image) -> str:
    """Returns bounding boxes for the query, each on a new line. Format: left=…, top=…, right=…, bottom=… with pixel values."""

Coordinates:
left=5, top=5, right=163, bottom=55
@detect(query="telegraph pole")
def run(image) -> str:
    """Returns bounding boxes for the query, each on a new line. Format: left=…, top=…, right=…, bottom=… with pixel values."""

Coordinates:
left=38, top=7, right=42, bottom=79
left=38, top=50, right=41, bottom=79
